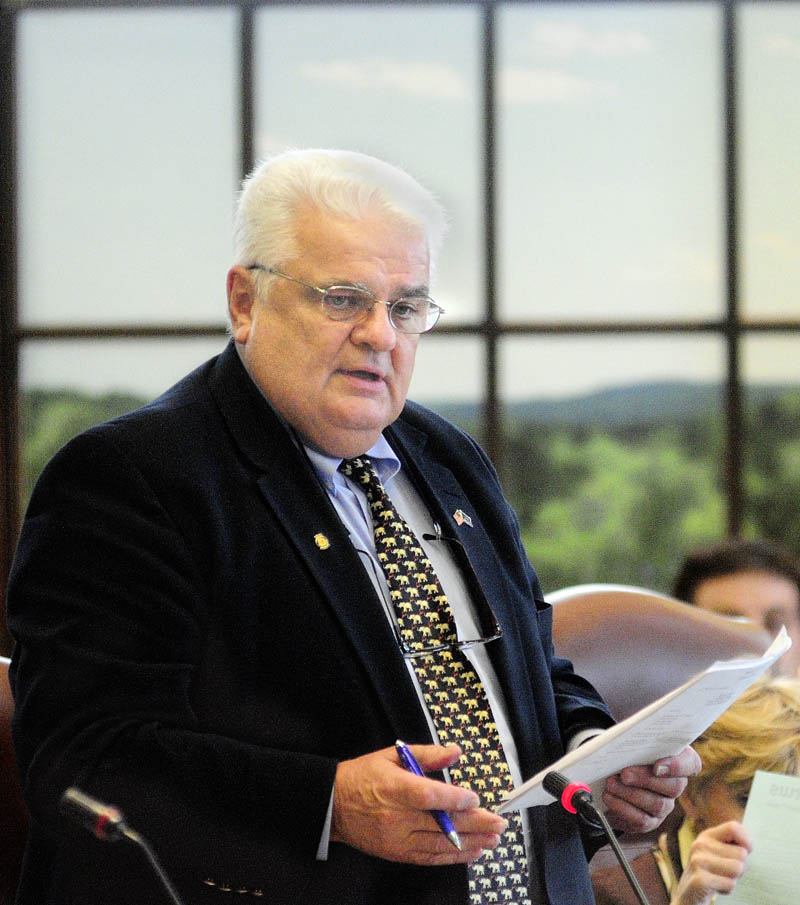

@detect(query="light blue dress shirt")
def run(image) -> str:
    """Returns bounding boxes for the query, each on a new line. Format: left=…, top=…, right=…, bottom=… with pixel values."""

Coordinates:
left=304, top=436, right=532, bottom=864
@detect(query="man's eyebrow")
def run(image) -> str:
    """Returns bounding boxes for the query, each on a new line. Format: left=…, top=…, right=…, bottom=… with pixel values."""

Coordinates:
left=317, top=277, right=375, bottom=294
left=395, top=284, right=431, bottom=298
left=323, top=279, right=431, bottom=298
left=715, top=606, right=745, bottom=617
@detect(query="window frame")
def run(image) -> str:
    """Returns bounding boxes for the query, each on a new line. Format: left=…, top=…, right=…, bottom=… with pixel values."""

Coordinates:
left=2, top=0, right=799, bottom=654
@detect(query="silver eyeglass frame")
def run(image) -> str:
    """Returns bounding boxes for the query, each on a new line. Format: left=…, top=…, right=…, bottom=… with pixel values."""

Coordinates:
left=355, top=529, right=503, bottom=660
left=246, top=264, right=444, bottom=334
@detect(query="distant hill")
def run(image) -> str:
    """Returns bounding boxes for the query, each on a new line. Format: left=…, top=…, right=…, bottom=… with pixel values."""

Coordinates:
left=426, top=381, right=799, bottom=426
left=21, top=380, right=800, bottom=432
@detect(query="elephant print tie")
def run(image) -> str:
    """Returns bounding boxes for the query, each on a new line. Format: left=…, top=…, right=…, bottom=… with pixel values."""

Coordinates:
left=339, top=456, right=532, bottom=905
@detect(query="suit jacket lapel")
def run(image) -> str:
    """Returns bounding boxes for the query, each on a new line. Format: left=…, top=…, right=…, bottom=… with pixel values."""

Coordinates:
left=387, top=416, right=541, bottom=754
left=208, top=344, right=431, bottom=742
left=386, top=417, right=521, bottom=638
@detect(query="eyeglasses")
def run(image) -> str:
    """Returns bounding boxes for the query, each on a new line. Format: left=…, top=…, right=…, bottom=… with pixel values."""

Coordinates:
left=247, top=264, right=444, bottom=334
left=357, top=530, right=503, bottom=660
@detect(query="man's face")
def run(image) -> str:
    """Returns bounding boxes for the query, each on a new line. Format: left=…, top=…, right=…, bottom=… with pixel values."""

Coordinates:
left=228, top=207, right=428, bottom=458
left=693, top=569, right=800, bottom=676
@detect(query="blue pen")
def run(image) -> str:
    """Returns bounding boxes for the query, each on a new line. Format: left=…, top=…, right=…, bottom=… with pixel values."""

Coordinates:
left=395, top=739, right=462, bottom=851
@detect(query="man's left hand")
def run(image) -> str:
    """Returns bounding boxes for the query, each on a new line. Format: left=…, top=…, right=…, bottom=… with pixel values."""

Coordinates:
left=602, top=746, right=701, bottom=834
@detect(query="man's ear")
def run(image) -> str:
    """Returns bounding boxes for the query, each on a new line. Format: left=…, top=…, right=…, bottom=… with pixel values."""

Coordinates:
left=227, top=266, right=256, bottom=344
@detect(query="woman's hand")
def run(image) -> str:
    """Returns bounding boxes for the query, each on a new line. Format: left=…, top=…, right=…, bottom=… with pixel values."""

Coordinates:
left=671, top=820, right=752, bottom=905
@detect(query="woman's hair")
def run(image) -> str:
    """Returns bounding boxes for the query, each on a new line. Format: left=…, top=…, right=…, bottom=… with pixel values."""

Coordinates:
left=688, top=677, right=800, bottom=806
left=232, top=148, right=448, bottom=283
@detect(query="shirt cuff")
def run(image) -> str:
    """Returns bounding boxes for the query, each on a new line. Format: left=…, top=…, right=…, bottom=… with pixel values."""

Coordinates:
left=567, top=727, right=604, bottom=751
left=316, top=787, right=335, bottom=860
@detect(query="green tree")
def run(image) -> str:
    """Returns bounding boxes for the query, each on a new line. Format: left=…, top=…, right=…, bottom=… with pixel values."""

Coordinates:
left=518, top=430, right=724, bottom=594
left=744, top=389, right=800, bottom=560
left=21, top=389, right=145, bottom=507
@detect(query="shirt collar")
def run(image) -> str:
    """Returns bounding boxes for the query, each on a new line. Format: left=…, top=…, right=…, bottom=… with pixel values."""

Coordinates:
left=677, top=817, right=697, bottom=873
left=304, top=434, right=401, bottom=494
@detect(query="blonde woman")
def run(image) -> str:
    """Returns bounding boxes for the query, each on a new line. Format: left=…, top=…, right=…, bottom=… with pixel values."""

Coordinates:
left=592, top=676, right=800, bottom=905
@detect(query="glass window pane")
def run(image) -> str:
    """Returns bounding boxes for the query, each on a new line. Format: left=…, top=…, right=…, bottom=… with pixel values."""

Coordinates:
left=500, top=335, right=727, bottom=594
left=742, top=335, right=800, bottom=556
left=409, top=335, right=485, bottom=442
left=740, top=3, right=800, bottom=319
left=19, top=337, right=229, bottom=506
left=17, top=8, right=239, bottom=327
left=254, top=4, right=483, bottom=322
left=498, top=2, right=723, bottom=322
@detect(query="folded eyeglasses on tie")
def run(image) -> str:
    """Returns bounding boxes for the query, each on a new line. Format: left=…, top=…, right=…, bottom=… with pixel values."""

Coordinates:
left=357, top=529, right=503, bottom=659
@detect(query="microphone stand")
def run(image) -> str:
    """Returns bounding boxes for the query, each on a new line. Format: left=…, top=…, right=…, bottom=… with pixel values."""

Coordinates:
left=543, top=771, right=652, bottom=905
left=60, top=787, right=187, bottom=905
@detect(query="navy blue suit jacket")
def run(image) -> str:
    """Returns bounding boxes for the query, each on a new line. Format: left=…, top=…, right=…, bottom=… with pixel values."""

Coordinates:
left=8, top=342, right=612, bottom=905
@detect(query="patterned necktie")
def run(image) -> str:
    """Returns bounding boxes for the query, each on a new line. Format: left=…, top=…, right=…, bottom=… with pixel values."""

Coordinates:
left=339, top=456, right=532, bottom=905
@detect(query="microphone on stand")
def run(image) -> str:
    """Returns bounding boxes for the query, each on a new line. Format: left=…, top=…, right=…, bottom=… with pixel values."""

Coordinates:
left=60, top=787, right=187, bottom=905
left=543, top=771, right=652, bottom=905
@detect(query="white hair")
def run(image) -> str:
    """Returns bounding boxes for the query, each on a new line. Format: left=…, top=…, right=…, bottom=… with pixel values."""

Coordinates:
left=232, top=148, right=449, bottom=282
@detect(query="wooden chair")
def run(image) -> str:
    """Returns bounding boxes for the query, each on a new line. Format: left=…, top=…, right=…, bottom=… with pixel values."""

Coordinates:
left=0, top=656, right=27, bottom=905
left=547, top=583, right=773, bottom=869
left=549, top=583, right=772, bottom=721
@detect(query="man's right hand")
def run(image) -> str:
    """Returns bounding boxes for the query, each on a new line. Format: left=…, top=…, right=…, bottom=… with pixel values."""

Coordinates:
left=330, top=743, right=507, bottom=865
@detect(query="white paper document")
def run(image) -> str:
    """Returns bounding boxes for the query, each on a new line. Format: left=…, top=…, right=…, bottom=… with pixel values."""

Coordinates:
left=498, top=628, right=791, bottom=813
left=724, top=769, right=800, bottom=905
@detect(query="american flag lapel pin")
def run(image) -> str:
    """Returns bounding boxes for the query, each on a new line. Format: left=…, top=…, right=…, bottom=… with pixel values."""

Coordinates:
left=452, top=509, right=473, bottom=528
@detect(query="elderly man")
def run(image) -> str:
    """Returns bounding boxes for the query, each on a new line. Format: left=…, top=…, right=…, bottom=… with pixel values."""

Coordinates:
left=8, top=149, right=698, bottom=905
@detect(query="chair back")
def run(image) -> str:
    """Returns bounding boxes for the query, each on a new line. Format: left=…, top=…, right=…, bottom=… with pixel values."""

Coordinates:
left=549, top=583, right=773, bottom=721
left=548, top=584, right=774, bottom=871
left=0, top=656, right=27, bottom=905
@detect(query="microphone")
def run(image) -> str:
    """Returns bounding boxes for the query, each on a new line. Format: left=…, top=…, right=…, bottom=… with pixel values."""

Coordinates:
left=542, top=771, right=599, bottom=823
left=60, top=787, right=187, bottom=905
left=543, top=771, right=652, bottom=905
left=60, top=786, right=133, bottom=842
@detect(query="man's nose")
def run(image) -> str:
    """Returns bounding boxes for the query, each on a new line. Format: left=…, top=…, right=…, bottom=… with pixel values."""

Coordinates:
left=350, top=301, right=397, bottom=350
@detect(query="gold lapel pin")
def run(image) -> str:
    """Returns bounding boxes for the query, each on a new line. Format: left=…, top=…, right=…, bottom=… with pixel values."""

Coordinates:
left=452, top=509, right=473, bottom=528
left=314, top=533, right=331, bottom=550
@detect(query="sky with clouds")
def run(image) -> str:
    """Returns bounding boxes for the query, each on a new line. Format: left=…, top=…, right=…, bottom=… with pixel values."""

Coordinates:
left=14, top=1, right=800, bottom=401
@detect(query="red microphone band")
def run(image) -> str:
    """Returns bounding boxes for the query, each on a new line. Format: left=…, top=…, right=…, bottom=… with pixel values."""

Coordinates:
left=561, top=781, right=592, bottom=814
left=93, top=807, right=121, bottom=840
